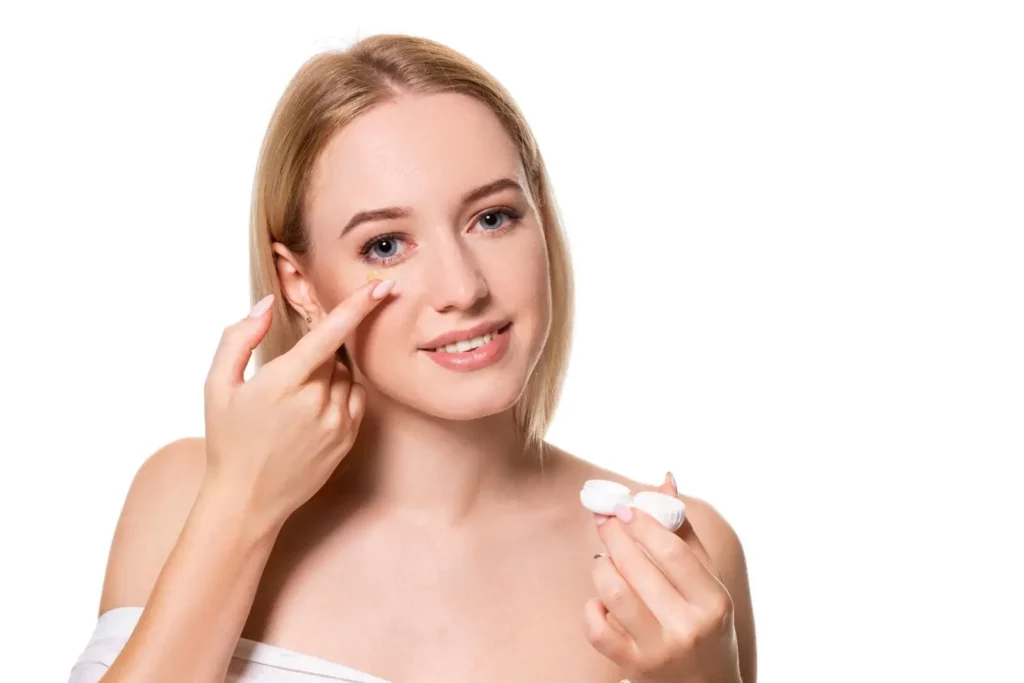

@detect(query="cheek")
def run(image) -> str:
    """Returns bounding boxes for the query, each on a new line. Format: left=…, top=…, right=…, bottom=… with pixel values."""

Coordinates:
left=345, top=301, right=407, bottom=366
left=488, top=228, right=550, bottom=308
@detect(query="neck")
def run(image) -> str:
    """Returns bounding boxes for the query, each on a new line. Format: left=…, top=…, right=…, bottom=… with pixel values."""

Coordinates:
left=327, top=394, right=546, bottom=526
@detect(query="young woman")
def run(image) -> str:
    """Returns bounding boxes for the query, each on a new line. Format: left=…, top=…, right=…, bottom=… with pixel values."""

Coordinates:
left=69, top=34, right=756, bottom=683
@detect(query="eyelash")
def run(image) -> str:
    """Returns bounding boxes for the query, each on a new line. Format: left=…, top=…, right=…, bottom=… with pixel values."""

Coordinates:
left=357, top=207, right=523, bottom=266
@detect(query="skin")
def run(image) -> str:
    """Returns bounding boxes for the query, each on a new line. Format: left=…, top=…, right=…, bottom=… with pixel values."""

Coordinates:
left=99, top=93, right=756, bottom=682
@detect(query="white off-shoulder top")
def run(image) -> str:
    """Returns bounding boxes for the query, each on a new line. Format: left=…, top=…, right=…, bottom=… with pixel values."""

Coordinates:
left=67, top=606, right=392, bottom=682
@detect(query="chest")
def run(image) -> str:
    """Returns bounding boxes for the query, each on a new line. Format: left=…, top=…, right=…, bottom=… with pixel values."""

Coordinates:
left=242, top=508, right=626, bottom=683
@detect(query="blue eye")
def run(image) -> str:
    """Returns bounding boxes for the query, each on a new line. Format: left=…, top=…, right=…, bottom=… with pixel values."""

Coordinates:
left=369, top=237, right=403, bottom=259
left=359, top=233, right=408, bottom=266
left=476, top=209, right=521, bottom=233
left=358, top=208, right=522, bottom=267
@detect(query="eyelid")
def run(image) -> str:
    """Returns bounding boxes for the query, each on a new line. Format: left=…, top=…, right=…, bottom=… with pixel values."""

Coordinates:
left=358, top=231, right=405, bottom=255
left=357, top=207, right=522, bottom=266
left=471, top=206, right=521, bottom=229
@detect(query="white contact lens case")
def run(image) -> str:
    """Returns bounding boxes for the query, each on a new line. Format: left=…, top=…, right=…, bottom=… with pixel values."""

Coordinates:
left=580, top=479, right=686, bottom=532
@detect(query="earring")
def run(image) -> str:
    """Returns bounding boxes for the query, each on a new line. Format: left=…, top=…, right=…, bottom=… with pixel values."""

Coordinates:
left=305, top=316, right=312, bottom=323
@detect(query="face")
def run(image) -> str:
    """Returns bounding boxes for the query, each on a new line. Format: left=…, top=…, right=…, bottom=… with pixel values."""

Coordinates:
left=277, top=93, right=552, bottom=421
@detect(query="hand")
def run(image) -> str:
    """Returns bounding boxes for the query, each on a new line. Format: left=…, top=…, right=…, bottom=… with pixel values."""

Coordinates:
left=201, top=279, right=394, bottom=534
left=584, top=475, right=742, bottom=683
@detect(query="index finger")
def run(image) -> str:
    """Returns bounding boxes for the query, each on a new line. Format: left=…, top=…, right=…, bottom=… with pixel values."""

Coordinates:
left=277, top=279, right=394, bottom=382
left=619, top=509, right=726, bottom=610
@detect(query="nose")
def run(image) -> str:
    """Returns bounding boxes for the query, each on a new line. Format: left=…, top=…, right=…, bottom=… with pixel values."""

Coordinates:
left=425, top=235, right=489, bottom=312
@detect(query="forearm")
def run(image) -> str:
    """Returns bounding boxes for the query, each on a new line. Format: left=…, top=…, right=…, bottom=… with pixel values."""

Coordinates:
left=102, top=484, right=282, bottom=682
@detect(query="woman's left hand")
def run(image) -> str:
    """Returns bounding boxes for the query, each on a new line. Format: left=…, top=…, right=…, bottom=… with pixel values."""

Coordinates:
left=584, top=476, right=743, bottom=683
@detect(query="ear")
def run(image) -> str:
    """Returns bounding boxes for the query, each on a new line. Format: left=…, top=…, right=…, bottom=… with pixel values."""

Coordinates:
left=271, top=242, right=322, bottom=325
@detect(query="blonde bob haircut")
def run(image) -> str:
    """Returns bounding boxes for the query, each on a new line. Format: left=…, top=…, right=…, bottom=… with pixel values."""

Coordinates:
left=248, top=34, right=574, bottom=450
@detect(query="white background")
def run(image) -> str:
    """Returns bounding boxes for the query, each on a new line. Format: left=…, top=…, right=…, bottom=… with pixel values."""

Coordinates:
left=1, top=1, right=1021, bottom=681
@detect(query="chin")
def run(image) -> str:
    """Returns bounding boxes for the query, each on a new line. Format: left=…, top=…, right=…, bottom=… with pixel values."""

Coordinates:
left=417, top=383, right=524, bottom=421
left=368, top=362, right=531, bottom=422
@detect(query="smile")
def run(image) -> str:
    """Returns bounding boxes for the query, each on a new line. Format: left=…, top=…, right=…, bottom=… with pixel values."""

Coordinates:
left=421, top=322, right=512, bottom=372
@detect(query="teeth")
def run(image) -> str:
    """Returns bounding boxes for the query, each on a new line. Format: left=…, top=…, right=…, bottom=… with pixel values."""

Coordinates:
left=435, top=332, right=493, bottom=353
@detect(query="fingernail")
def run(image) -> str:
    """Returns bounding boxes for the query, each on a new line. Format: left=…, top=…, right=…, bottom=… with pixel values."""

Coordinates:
left=371, top=279, right=395, bottom=300
left=594, top=513, right=609, bottom=526
left=614, top=504, right=633, bottom=523
left=666, top=471, right=677, bottom=492
left=248, top=294, right=274, bottom=318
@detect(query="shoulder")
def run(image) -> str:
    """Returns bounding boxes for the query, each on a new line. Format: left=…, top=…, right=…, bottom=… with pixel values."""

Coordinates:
left=555, top=448, right=756, bottom=681
left=587, top=467, right=745, bottom=578
left=98, top=437, right=208, bottom=616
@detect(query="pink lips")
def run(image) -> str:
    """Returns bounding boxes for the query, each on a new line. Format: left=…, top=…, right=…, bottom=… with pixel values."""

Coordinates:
left=421, top=323, right=511, bottom=372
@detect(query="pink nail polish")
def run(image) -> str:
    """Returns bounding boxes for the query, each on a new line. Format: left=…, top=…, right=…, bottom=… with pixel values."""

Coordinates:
left=248, top=294, right=274, bottom=318
left=614, top=504, right=633, bottom=523
left=594, top=514, right=609, bottom=526
left=371, top=280, right=395, bottom=300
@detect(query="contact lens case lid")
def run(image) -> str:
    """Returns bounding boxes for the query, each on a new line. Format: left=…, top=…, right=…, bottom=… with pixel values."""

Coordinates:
left=578, top=479, right=686, bottom=532
left=629, top=490, right=686, bottom=532
left=579, top=479, right=632, bottom=516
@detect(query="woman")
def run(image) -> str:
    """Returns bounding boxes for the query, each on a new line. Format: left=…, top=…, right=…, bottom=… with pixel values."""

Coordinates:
left=69, top=34, right=756, bottom=683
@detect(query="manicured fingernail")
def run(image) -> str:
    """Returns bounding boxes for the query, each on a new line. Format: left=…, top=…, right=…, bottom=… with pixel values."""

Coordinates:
left=371, top=280, right=395, bottom=300
left=248, top=294, right=274, bottom=318
left=614, top=504, right=633, bottom=523
left=666, top=471, right=677, bottom=492
left=594, top=513, right=609, bottom=526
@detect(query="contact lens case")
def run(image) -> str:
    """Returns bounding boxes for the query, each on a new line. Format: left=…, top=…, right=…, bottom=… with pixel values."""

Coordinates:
left=580, top=479, right=686, bottom=532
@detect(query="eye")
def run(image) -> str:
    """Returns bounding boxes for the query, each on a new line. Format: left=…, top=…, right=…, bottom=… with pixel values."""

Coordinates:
left=359, top=232, right=409, bottom=266
left=369, top=236, right=401, bottom=259
left=474, top=208, right=521, bottom=234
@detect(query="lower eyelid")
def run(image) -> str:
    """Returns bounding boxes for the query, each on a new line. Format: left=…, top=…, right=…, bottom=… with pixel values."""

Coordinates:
left=477, top=211, right=521, bottom=234
left=362, top=213, right=519, bottom=264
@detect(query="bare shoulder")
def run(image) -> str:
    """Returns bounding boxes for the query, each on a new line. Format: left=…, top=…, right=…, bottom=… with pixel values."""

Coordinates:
left=548, top=444, right=757, bottom=682
left=555, top=448, right=744, bottom=574
left=98, top=436, right=208, bottom=617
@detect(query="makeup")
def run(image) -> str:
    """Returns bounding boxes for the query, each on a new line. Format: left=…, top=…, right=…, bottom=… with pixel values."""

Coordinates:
left=580, top=479, right=686, bottom=531
left=420, top=323, right=511, bottom=372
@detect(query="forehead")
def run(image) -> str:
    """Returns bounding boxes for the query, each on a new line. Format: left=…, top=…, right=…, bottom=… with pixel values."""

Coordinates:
left=308, top=93, right=525, bottom=221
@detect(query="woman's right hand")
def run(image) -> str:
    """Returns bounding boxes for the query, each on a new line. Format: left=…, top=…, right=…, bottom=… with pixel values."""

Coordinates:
left=200, top=279, right=395, bottom=533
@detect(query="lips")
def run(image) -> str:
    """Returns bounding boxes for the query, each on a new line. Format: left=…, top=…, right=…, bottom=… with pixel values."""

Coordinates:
left=418, top=320, right=511, bottom=351
left=421, top=322, right=512, bottom=372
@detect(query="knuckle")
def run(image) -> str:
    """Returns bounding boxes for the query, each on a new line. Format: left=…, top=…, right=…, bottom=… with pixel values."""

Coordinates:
left=706, top=594, right=734, bottom=630
left=669, top=627, right=699, bottom=653
left=601, top=580, right=629, bottom=609
left=656, top=538, right=687, bottom=565
left=321, top=407, right=344, bottom=431
left=585, top=620, right=614, bottom=648
left=633, top=650, right=665, bottom=676
left=290, top=385, right=322, bottom=414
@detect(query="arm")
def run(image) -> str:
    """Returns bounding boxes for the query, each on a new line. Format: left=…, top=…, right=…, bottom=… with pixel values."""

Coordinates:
left=95, top=437, right=283, bottom=683
left=90, top=283, right=383, bottom=682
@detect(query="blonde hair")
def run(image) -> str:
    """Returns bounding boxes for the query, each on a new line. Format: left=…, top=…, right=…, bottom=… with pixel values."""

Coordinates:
left=248, top=34, right=574, bottom=450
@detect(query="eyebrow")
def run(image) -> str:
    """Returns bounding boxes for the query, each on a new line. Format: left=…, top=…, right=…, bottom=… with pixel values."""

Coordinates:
left=338, top=177, right=524, bottom=238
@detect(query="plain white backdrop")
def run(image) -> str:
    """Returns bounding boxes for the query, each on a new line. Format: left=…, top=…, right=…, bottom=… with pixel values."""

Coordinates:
left=1, top=1, right=1021, bottom=680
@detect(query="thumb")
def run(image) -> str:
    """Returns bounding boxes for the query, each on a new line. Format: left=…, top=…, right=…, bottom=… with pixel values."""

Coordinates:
left=659, top=471, right=678, bottom=496
left=205, top=294, right=275, bottom=406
